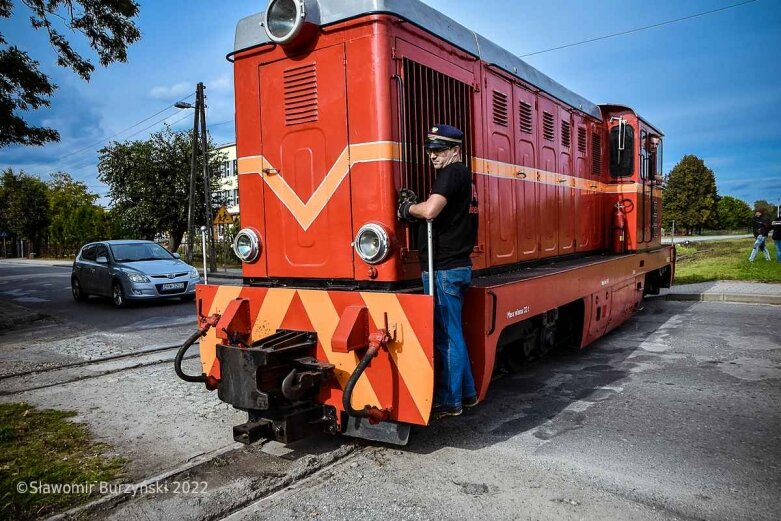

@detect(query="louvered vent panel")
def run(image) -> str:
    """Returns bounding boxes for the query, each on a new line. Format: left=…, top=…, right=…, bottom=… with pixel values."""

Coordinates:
left=492, top=91, right=509, bottom=127
left=592, top=133, right=602, bottom=175
left=519, top=101, right=533, bottom=134
left=578, top=127, right=587, bottom=153
left=543, top=111, right=555, bottom=141
left=561, top=121, right=571, bottom=148
left=283, top=63, right=318, bottom=125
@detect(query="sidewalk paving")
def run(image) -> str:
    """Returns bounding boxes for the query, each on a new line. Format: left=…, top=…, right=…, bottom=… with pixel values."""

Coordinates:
left=658, top=280, right=781, bottom=305
left=2, top=258, right=779, bottom=304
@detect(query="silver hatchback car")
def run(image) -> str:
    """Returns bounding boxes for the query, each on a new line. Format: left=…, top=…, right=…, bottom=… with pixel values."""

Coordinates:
left=71, top=240, right=201, bottom=307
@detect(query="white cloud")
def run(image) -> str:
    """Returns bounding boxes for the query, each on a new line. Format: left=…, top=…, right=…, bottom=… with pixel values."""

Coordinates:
left=148, top=82, right=194, bottom=100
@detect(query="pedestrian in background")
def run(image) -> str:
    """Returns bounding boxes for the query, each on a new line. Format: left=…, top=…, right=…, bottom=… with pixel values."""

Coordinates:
left=749, top=209, right=771, bottom=262
left=770, top=211, right=781, bottom=263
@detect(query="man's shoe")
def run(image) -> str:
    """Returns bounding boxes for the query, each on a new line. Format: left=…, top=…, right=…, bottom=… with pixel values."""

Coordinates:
left=463, top=395, right=479, bottom=409
left=432, top=403, right=462, bottom=419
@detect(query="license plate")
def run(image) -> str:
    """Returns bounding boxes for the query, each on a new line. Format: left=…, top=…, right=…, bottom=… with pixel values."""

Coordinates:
left=162, top=282, right=185, bottom=290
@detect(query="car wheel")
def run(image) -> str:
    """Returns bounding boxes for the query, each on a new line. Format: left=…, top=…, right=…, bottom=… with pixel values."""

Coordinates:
left=112, top=281, right=127, bottom=308
left=71, top=277, right=88, bottom=302
left=180, top=294, right=195, bottom=302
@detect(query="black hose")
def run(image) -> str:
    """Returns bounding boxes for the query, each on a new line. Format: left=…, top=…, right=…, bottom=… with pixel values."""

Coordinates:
left=174, top=328, right=207, bottom=383
left=342, top=346, right=378, bottom=417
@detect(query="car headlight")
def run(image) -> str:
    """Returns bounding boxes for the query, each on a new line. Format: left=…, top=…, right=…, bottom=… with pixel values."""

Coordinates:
left=263, top=0, right=320, bottom=46
left=126, top=272, right=150, bottom=283
left=190, top=267, right=199, bottom=278
left=354, top=223, right=390, bottom=265
left=233, top=228, right=261, bottom=263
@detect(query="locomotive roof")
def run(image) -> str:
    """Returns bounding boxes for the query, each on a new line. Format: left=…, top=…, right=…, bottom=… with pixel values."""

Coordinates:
left=235, top=0, right=602, bottom=120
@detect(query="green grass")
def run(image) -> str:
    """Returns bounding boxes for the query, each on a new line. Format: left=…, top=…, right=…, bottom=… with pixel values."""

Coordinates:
left=0, top=403, right=126, bottom=520
left=674, top=238, right=781, bottom=284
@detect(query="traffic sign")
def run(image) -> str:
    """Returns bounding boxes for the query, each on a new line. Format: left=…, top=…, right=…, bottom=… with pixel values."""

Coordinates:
left=213, top=206, right=234, bottom=225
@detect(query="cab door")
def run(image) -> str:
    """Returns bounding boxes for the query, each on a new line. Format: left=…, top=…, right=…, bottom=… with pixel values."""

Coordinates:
left=259, top=44, right=354, bottom=279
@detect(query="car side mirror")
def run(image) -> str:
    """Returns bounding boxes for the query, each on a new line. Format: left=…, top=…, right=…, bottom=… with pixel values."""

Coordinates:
left=173, top=253, right=181, bottom=259
left=96, top=256, right=108, bottom=264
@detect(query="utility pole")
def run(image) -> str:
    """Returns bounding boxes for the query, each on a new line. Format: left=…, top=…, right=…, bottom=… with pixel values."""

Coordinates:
left=198, top=84, right=217, bottom=272
left=182, top=83, right=201, bottom=264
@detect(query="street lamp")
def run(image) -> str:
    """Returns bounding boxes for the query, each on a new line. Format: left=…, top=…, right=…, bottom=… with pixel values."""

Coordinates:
left=177, top=95, right=199, bottom=264
left=175, top=101, right=194, bottom=109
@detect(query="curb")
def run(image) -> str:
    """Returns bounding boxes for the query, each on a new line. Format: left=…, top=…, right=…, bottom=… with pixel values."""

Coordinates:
left=660, top=293, right=781, bottom=306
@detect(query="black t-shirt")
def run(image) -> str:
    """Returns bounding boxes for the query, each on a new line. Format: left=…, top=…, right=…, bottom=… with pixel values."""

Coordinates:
left=770, top=219, right=781, bottom=241
left=417, top=161, right=477, bottom=270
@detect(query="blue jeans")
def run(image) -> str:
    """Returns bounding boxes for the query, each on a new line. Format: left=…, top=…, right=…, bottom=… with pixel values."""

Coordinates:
left=775, top=240, right=781, bottom=262
left=749, top=235, right=770, bottom=261
left=422, top=267, right=476, bottom=408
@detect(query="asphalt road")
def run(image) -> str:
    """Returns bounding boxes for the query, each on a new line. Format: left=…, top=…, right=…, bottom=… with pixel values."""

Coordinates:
left=224, top=300, right=781, bottom=521
left=0, top=260, right=195, bottom=331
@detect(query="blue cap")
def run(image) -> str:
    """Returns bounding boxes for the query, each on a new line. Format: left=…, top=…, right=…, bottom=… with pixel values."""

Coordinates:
left=424, top=124, right=463, bottom=151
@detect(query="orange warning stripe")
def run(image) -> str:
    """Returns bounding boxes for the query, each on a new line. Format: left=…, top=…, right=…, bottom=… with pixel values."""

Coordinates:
left=238, top=141, right=660, bottom=232
left=197, top=285, right=434, bottom=424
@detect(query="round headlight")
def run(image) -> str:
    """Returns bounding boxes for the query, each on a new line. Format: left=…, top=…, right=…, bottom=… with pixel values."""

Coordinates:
left=263, top=0, right=320, bottom=46
left=354, top=223, right=390, bottom=265
left=232, top=228, right=261, bottom=263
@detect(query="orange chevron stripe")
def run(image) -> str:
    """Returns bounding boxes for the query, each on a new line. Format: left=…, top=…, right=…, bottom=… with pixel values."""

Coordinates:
left=237, top=141, right=400, bottom=232
left=199, top=285, right=242, bottom=376
left=296, top=290, right=381, bottom=408
left=252, top=288, right=296, bottom=339
left=360, top=292, right=434, bottom=423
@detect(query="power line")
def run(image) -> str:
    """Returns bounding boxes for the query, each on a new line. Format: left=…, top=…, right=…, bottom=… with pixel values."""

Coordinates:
left=519, top=0, right=758, bottom=58
left=55, top=93, right=195, bottom=162
left=47, top=106, right=195, bottom=174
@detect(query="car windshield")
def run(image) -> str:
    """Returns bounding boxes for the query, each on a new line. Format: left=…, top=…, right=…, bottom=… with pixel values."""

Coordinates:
left=110, top=243, right=174, bottom=262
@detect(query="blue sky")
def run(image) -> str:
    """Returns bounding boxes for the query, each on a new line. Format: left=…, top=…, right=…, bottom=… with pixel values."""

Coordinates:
left=1, top=0, right=779, bottom=208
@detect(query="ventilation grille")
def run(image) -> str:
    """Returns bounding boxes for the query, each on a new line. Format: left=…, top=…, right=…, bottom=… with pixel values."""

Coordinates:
left=519, top=101, right=533, bottom=134
left=578, top=127, right=587, bottom=153
left=401, top=58, right=473, bottom=250
left=561, top=121, right=571, bottom=148
left=492, top=91, right=508, bottom=127
left=592, top=132, right=602, bottom=175
left=283, top=63, right=318, bottom=125
left=543, top=111, right=555, bottom=141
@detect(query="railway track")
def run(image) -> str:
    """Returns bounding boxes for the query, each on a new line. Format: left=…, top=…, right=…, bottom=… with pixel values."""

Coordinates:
left=0, top=343, right=194, bottom=395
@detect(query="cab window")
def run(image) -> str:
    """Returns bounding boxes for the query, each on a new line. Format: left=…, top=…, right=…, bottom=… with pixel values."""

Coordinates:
left=609, top=124, right=634, bottom=177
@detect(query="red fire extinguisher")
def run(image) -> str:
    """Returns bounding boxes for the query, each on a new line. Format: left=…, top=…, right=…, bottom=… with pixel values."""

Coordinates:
left=611, top=199, right=634, bottom=254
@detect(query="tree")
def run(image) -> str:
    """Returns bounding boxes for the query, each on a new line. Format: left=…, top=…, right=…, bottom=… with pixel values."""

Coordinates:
left=662, top=155, right=719, bottom=233
left=47, top=172, right=106, bottom=255
left=0, top=0, right=140, bottom=147
left=716, top=196, right=753, bottom=231
left=97, top=126, right=225, bottom=251
left=0, top=169, right=51, bottom=253
left=753, top=199, right=778, bottom=220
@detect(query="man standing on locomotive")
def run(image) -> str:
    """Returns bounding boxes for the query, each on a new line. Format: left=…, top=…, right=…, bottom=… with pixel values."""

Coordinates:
left=397, top=124, right=479, bottom=419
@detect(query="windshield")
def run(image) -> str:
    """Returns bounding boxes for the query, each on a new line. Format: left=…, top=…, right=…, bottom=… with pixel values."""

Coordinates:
left=110, top=243, right=174, bottom=262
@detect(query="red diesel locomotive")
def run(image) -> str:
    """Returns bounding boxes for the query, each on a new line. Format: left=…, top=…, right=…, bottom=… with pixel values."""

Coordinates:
left=175, top=0, right=674, bottom=445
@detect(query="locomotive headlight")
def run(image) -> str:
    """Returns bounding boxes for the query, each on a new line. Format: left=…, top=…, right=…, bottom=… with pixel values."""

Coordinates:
left=263, top=0, right=320, bottom=46
left=232, top=228, right=261, bottom=263
left=354, top=223, right=390, bottom=265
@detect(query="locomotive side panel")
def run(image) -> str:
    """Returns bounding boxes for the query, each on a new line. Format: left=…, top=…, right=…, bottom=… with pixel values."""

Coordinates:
left=513, top=83, right=540, bottom=261
left=537, top=95, right=560, bottom=258
left=558, top=104, right=575, bottom=255
left=485, top=72, right=519, bottom=266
